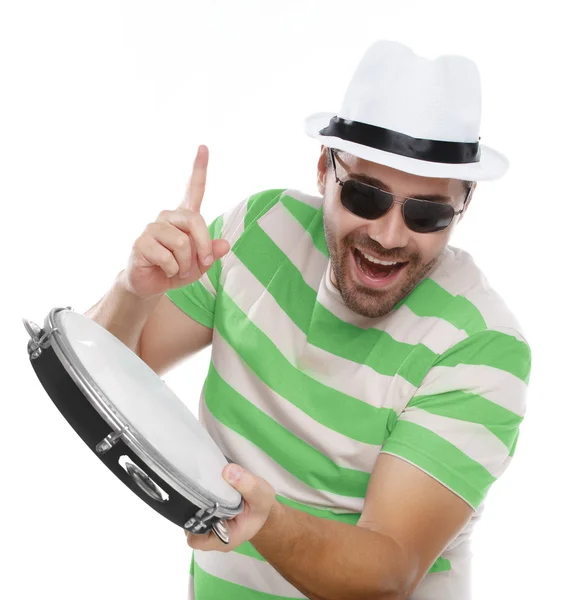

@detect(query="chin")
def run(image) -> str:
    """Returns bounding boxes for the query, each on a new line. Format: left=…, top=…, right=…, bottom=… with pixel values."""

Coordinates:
left=337, top=260, right=423, bottom=319
left=340, top=290, right=400, bottom=319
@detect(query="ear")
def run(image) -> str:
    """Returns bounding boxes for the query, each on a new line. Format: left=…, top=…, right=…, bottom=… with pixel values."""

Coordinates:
left=317, top=145, right=328, bottom=196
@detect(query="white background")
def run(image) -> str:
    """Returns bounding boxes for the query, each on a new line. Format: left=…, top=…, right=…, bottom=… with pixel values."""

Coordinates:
left=1, top=1, right=560, bottom=598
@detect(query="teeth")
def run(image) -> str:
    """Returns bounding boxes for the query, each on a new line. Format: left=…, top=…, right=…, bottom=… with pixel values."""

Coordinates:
left=358, top=249, right=400, bottom=266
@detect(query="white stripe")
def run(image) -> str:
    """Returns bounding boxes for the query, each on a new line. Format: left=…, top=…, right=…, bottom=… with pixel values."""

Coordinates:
left=258, top=202, right=468, bottom=355
left=257, top=201, right=328, bottom=290
left=399, top=408, right=509, bottom=477
left=282, top=188, right=323, bottom=208
left=221, top=196, right=249, bottom=246
left=212, top=330, right=381, bottom=473
left=199, top=273, right=217, bottom=298
left=410, top=541, right=472, bottom=600
left=494, top=454, right=513, bottom=480
left=194, top=549, right=306, bottom=598
left=199, top=402, right=366, bottom=513
left=187, top=569, right=194, bottom=599
left=219, top=195, right=249, bottom=274
left=223, top=252, right=416, bottom=410
left=431, top=246, right=528, bottom=339
left=200, top=196, right=249, bottom=299
left=415, top=364, right=527, bottom=417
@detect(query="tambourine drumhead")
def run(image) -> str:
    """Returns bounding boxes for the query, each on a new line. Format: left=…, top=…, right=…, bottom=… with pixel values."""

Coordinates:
left=53, top=309, right=241, bottom=510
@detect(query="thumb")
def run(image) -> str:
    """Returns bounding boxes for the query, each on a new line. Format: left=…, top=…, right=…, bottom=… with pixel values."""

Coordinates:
left=199, top=239, right=231, bottom=274
left=211, top=238, right=231, bottom=260
left=222, top=464, right=273, bottom=509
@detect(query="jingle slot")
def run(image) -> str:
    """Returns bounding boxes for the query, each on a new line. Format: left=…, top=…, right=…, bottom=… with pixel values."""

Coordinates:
left=118, top=455, right=169, bottom=503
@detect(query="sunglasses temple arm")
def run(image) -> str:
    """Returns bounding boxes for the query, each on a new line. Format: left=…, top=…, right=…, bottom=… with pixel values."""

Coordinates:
left=458, top=183, right=475, bottom=215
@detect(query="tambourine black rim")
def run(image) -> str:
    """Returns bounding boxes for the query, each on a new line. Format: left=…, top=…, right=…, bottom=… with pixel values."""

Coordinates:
left=43, top=307, right=243, bottom=519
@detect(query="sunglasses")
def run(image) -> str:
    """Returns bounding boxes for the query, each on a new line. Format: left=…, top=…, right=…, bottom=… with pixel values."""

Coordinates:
left=329, top=148, right=473, bottom=233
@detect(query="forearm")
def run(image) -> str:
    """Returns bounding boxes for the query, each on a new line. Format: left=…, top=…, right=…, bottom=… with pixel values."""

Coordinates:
left=251, top=501, right=410, bottom=600
left=84, top=269, right=161, bottom=355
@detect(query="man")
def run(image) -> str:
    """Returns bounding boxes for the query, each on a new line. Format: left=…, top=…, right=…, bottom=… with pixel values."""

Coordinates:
left=87, top=40, right=531, bottom=599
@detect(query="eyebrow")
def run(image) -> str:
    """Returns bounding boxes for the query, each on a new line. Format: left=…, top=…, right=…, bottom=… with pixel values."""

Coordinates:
left=350, top=172, right=453, bottom=203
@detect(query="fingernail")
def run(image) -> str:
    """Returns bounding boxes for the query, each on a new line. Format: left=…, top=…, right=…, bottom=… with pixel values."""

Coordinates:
left=226, top=465, right=243, bottom=483
left=203, top=255, right=213, bottom=266
left=181, top=270, right=190, bottom=278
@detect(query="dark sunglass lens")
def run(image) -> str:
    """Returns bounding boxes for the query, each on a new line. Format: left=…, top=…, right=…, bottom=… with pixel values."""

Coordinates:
left=404, top=199, right=454, bottom=233
left=340, top=180, right=392, bottom=219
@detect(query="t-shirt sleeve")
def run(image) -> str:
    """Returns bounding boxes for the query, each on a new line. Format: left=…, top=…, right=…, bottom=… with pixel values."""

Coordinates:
left=380, top=327, right=532, bottom=510
left=165, top=188, right=285, bottom=328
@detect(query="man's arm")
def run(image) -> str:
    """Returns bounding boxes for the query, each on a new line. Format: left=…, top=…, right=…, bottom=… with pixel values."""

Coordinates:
left=250, top=453, right=473, bottom=600
left=84, top=270, right=213, bottom=375
left=84, top=269, right=163, bottom=356
left=247, top=328, right=530, bottom=599
left=85, top=148, right=271, bottom=374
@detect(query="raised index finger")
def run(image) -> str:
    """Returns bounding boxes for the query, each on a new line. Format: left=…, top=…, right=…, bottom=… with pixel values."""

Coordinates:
left=180, top=144, right=209, bottom=213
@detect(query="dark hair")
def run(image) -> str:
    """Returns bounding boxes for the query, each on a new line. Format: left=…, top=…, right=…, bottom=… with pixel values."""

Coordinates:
left=324, top=148, right=473, bottom=194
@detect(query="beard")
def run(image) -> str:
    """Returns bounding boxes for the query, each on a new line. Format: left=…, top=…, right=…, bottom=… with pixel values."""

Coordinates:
left=324, top=221, right=442, bottom=319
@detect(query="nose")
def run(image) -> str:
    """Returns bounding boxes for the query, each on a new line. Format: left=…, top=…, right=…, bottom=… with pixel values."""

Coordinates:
left=365, top=201, right=409, bottom=249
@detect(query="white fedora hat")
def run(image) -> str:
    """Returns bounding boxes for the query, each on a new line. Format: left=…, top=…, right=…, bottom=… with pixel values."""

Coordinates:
left=304, top=40, right=509, bottom=181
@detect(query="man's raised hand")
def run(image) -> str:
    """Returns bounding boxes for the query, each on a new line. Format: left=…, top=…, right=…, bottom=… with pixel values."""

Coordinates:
left=121, top=145, right=230, bottom=299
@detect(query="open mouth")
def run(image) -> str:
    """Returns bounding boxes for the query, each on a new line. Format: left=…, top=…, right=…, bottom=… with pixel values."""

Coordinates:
left=352, top=248, right=408, bottom=287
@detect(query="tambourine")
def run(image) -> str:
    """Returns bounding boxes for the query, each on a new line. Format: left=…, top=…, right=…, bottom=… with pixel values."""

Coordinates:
left=23, top=307, right=243, bottom=544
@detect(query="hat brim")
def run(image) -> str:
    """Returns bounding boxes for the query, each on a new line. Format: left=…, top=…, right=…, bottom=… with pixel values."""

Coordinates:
left=304, top=112, right=509, bottom=181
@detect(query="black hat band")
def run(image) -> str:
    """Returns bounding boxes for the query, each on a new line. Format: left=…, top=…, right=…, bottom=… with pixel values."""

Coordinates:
left=319, top=116, right=481, bottom=164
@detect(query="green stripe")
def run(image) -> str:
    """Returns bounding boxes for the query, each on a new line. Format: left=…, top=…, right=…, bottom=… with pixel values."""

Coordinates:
left=410, top=390, right=523, bottom=451
left=244, top=189, right=284, bottom=230
left=435, top=329, right=532, bottom=383
left=309, top=303, right=437, bottom=386
left=382, top=420, right=497, bottom=509
left=206, top=213, right=224, bottom=292
left=205, top=363, right=370, bottom=497
left=277, top=494, right=361, bottom=523
left=209, top=212, right=224, bottom=239
left=234, top=219, right=317, bottom=331
left=194, top=559, right=293, bottom=599
left=234, top=540, right=266, bottom=562
left=215, top=289, right=397, bottom=445
left=429, top=557, right=452, bottom=574
left=403, top=279, right=487, bottom=335
left=280, top=193, right=328, bottom=256
left=233, top=223, right=437, bottom=386
left=165, top=281, right=215, bottom=329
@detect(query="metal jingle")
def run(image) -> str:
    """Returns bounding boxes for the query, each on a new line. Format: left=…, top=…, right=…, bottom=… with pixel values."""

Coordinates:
left=211, top=520, right=230, bottom=545
left=23, top=315, right=64, bottom=359
left=23, top=318, right=43, bottom=341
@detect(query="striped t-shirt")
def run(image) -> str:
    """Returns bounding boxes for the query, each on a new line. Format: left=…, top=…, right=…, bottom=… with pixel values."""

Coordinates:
left=166, top=187, right=532, bottom=600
